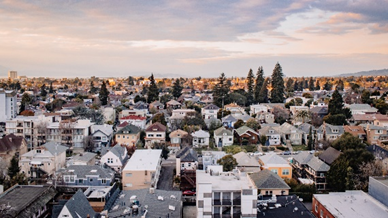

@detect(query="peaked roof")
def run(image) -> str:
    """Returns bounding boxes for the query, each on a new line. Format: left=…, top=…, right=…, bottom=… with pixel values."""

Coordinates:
left=43, top=142, right=67, bottom=155
left=116, top=124, right=141, bottom=134
left=191, top=129, right=210, bottom=138
left=0, top=134, right=25, bottom=153
left=169, top=129, right=188, bottom=138
left=166, top=99, right=181, bottom=105
left=318, top=147, right=342, bottom=165
left=293, top=152, right=330, bottom=172
left=176, top=147, right=198, bottom=162
left=233, top=152, right=260, bottom=167
left=234, top=126, right=259, bottom=136
left=145, top=122, right=166, bottom=132
left=249, top=169, right=290, bottom=190
left=108, top=144, right=127, bottom=164
left=222, top=114, right=238, bottom=122
left=259, top=153, right=290, bottom=166
left=203, top=104, right=219, bottom=110
left=63, top=190, right=96, bottom=218
left=310, top=106, right=328, bottom=114
left=214, top=126, right=233, bottom=136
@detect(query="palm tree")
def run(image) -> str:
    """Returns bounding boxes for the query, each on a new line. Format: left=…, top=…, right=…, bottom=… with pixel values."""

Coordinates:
left=296, top=110, right=310, bottom=123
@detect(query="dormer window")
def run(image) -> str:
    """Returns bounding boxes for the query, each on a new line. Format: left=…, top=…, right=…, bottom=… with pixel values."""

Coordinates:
left=36, top=150, right=41, bottom=153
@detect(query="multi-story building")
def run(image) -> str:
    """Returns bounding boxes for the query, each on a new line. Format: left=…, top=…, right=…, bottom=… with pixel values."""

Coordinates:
left=114, top=124, right=141, bottom=147
left=0, top=89, right=17, bottom=122
left=122, top=149, right=162, bottom=190
left=201, top=104, right=219, bottom=120
left=364, top=124, right=387, bottom=145
left=196, top=166, right=257, bottom=218
left=192, top=130, right=210, bottom=147
left=145, top=122, right=166, bottom=148
left=119, top=115, right=146, bottom=129
left=7, top=70, right=17, bottom=80
left=214, top=127, right=233, bottom=147
left=58, top=165, right=115, bottom=187
left=0, top=134, right=28, bottom=167
left=258, top=153, right=292, bottom=180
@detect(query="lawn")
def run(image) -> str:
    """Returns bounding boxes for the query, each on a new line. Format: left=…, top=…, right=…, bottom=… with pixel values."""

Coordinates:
left=292, top=144, right=309, bottom=151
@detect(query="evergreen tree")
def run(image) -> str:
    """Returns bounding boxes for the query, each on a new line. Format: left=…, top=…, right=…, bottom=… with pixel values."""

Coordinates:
left=246, top=69, right=255, bottom=106
left=270, top=63, right=285, bottom=103
left=336, top=79, right=344, bottom=91
left=258, top=78, right=269, bottom=103
left=147, top=73, right=159, bottom=103
left=172, top=78, right=183, bottom=98
left=308, top=77, right=315, bottom=91
left=328, top=90, right=344, bottom=115
left=323, top=81, right=332, bottom=91
left=254, top=67, right=265, bottom=103
left=304, top=79, right=308, bottom=89
left=128, top=76, right=134, bottom=85
left=19, top=93, right=31, bottom=113
left=307, top=126, right=313, bottom=150
left=89, top=81, right=96, bottom=94
left=293, top=80, right=299, bottom=91
left=40, top=84, right=47, bottom=97
left=286, top=78, right=294, bottom=94
left=49, top=82, right=54, bottom=93
left=315, top=79, right=321, bottom=90
left=15, top=81, right=21, bottom=90
left=99, top=81, right=109, bottom=105
left=298, top=78, right=304, bottom=91
left=361, top=90, right=372, bottom=104
left=8, top=155, right=20, bottom=179
left=213, top=73, right=230, bottom=107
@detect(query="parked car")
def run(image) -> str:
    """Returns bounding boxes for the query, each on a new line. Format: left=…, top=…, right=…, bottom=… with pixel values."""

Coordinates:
left=182, top=190, right=196, bottom=196
left=283, top=151, right=291, bottom=155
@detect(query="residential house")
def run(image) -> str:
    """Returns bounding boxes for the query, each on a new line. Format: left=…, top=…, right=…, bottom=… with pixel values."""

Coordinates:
left=258, top=153, right=292, bottom=179
left=169, top=129, right=191, bottom=149
left=298, top=123, right=315, bottom=145
left=346, top=103, right=378, bottom=115
left=256, top=195, right=315, bottom=218
left=176, top=146, right=199, bottom=176
left=290, top=105, right=309, bottom=117
left=317, top=123, right=344, bottom=141
left=107, top=189, right=182, bottom=218
left=122, top=149, right=162, bottom=190
left=169, top=109, right=195, bottom=130
left=256, top=112, right=275, bottom=124
left=201, top=104, right=219, bottom=120
left=132, top=101, right=148, bottom=115
left=83, top=184, right=119, bottom=212
left=310, top=106, right=328, bottom=119
left=145, top=122, right=166, bottom=148
left=364, top=124, right=388, bottom=145
left=58, top=165, right=115, bottom=187
left=312, top=191, right=388, bottom=218
left=233, top=151, right=261, bottom=173
left=149, top=100, right=164, bottom=110
left=56, top=189, right=96, bottom=218
left=250, top=104, right=268, bottom=116
left=259, top=125, right=281, bottom=146
left=350, top=114, right=380, bottom=125
left=214, top=126, right=233, bottom=147
left=276, top=123, right=304, bottom=145
left=221, top=114, right=238, bottom=128
left=20, top=142, right=67, bottom=178
left=224, top=103, right=246, bottom=115
left=119, top=109, right=147, bottom=119
left=234, top=126, right=259, bottom=145
left=91, top=124, right=113, bottom=148
left=100, top=144, right=128, bottom=172
left=0, top=134, right=28, bottom=167
left=119, top=115, right=146, bottom=129
left=66, top=152, right=96, bottom=167
left=318, top=147, right=342, bottom=166
left=344, top=125, right=366, bottom=140
left=166, top=99, right=182, bottom=109
left=115, top=124, right=141, bottom=147
left=192, top=130, right=210, bottom=147
left=196, top=167, right=257, bottom=218
left=202, top=151, right=226, bottom=171
left=248, top=169, right=290, bottom=196
left=374, top=114, right=388, bottom=129
left=101, top=106, right=116, bottom=123
left=0, top=185, right=57, bottom=218
left=292, top=152, right=330, bottom=190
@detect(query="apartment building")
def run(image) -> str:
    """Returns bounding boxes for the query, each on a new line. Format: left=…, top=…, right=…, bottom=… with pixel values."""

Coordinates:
left=0, top=89, right=17, bottom=122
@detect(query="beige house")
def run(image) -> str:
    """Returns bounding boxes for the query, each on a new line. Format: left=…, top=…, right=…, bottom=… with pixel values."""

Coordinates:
left=114, top=124, right=141, bottom=147
left=122, top=149, right=162, bottom=190
left=20, top=142, right=67, bottom=178
left=145, top=122, right=166, bottom=148
left=0, top=134, right=28, bottom=167
left=249, top=169, right=290, bottom=196
left=365, top=124, right=387, bottom=145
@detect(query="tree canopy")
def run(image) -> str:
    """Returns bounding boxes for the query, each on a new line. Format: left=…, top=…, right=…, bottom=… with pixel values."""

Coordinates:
left=270, top=63, right=285, bottom=103
left=217, top=154, right=238, bottom=172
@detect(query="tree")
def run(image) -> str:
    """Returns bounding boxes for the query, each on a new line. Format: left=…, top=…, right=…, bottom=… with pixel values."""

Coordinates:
left=40, top=84, right=47, bottom=97
left=147, top=74, right=159, bottom=103
left=217, top=154, right=238, bottom=172
left=323, top=81, right=332, bottom=91
left=270, top=63, right=285, bottom=103
left=336, top=79, right=344, bottom=91
left=254, top=67, right=265, bottom=103
left=172, top=78, right=183, bottom=98
left=83, top=136, right=95, bottom=152
left=229, top=92, right=247, bottom=106
left=213, top=73, right=230, bottom=107
left=328, top=90, right=344, bottom=115
left=246, top=118, right=260, bottom=130
left=273, top=106, right=289, bottom=125
left=233, top=119, right=244, bottom=129
left=217, top=108, right=231, bottom=119
left=260, top=135, right=267, bottom=146
left=296, top=110, right=310, bottom=123
left=8, top=154, right=20, bottom=180
left=374, top=99, right=388, bottom=114
left=326, top=155, right=349, bottom=191
left=152, top=113, right=167, bottom=126
left=308, top=77, right=315, bottom=91
left=315, top=80, right=321, bottom=90
left=99, top=81, right=109, bottom=105
left=361, top=90, right=372, bottom=104
left=286, top=78, right=294, bottom=96
left=246, top=69, right=255, bottom=106
left=19, top=93, right=32, bottom=113
left=323, top=114, right=348, bottom=125
left=128, top=76, right=135, bottom=85
left=302, top=93, right=313, bottom=98
left=307, top=126, right=313, bottom=150
left=258, top=78, right=269, bottom=103
left=49, top=82, right=54, bottom=93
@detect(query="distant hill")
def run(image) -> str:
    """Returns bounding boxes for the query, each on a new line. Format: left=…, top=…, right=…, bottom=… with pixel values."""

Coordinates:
left=336, top=69, right=388, bottom=77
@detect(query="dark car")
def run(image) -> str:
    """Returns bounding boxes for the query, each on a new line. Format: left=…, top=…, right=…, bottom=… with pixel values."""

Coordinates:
left=182, top=190, right=196, bottom=196
left=283, top=151, right=291, bottom=155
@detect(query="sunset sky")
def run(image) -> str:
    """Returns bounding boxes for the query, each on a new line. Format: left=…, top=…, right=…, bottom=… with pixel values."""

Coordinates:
left=0, top=0, right=387, bottom=78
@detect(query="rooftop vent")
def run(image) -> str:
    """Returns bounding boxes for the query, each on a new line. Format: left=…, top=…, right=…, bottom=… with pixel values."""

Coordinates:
left=158, top=196, right=164, bottom=201
left=169, top=205, right=176, bottom=211
left=90, top=169, right=97, bottom=173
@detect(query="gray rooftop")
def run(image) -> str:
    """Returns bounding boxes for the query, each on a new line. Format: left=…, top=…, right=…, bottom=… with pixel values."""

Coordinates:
left=62, top=189, right=96, bottom=218
left=249, top=169, right=290, bottom=190
left=108, top=189, right=182, bottom=218
left=234, top=125, right=258, bottom=136
left=293, top=152, right=330, bottom=172
left=214, top=126, right=233, bottom=136
left=43, top=141, right=68, bottom=155
left=62, top=165, right=115, bottom=179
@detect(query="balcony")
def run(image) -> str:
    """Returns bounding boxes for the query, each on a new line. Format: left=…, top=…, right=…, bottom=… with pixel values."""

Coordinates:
left=232, top=199, right=241, bottom=205
left=213, top=200, right=221, bottom=205
left=222, top=199, right=232, bottom=205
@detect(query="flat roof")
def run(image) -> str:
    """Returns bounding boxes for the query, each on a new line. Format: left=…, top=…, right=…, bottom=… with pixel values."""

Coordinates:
left=196, top=170, right=253, bottom=190
left=314, top=191, right=388, bottom=218
left=123, top=149, right=162, bottom=171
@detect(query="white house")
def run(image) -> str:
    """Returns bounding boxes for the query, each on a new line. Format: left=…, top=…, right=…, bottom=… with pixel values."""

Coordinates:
left=214, top=127, right=233, bottom=147
left=192, top=130, right=210, bottom=147
left=57, top=190, right=96, bottom=218
left=101, top=106, right=116, bottom=123
left=250, top=104, right=268, bottom=116
left=145, top=122, right=167, bottom=148
left=175, top=146, right=198, bottom=176
left=91, top=124, right=113, bottom=148
left=259, top=125, right=281, bottom=146
left=201, top=104, right=219, bottom=120
left=100, top=144, right=128, bottom=172
left=0, top=89, right=17, bottom=122
left=119, top=115, right=146, bottom=129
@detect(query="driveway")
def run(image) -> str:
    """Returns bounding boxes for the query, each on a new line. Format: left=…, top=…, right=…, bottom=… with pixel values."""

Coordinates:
left=157, top=155, right=179, bottom=191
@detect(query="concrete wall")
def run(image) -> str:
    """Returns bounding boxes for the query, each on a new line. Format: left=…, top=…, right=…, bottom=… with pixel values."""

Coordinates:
left=368, top=176, right=388, bottom=208
left=122, top=170, right=155, bottom=190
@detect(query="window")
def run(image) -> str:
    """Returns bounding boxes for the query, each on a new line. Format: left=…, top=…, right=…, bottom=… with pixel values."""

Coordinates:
left=282, top=169, right=289, bottom=175
left=145, top=170, right=147, bottom=176
left=181, top=164, right=184, bottom=167
left=126, top=183, right=132, bottom=187
left=70, top=176, right=75, bottom=183
left=229, top=138, right=232, bottom=141
left=188, top=163, right=191, bottom=167
left=79, top=179, right=83, bottom=183
left=90, top=178, right=93, bottom=182
left=315, top=204, right=318, bottom=212
left=265, top=190, right=273, bottom=195
left=271, top=169, right=278, bottom=174
left=125, top=173, right=132, bottom=177
left=107, top=158, right=113, bottom=164
left=117, top=135, right=120, bottom=138
left=156, top=134, right=162, bottom=137
left=101, top=179, right=107, bottom=184
left=320, top=210, right=323, bottom=218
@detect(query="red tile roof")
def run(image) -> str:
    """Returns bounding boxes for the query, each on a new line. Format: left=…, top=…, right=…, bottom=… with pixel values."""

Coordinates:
left=120, top=115, right=146, bottom=120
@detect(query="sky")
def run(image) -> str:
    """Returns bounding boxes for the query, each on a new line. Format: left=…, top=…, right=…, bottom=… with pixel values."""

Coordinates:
left=0, top=0, right=387, bottom=78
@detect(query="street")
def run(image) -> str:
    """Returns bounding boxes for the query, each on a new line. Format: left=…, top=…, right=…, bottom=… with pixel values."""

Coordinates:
left=157, top=154, right=179, bottom=191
